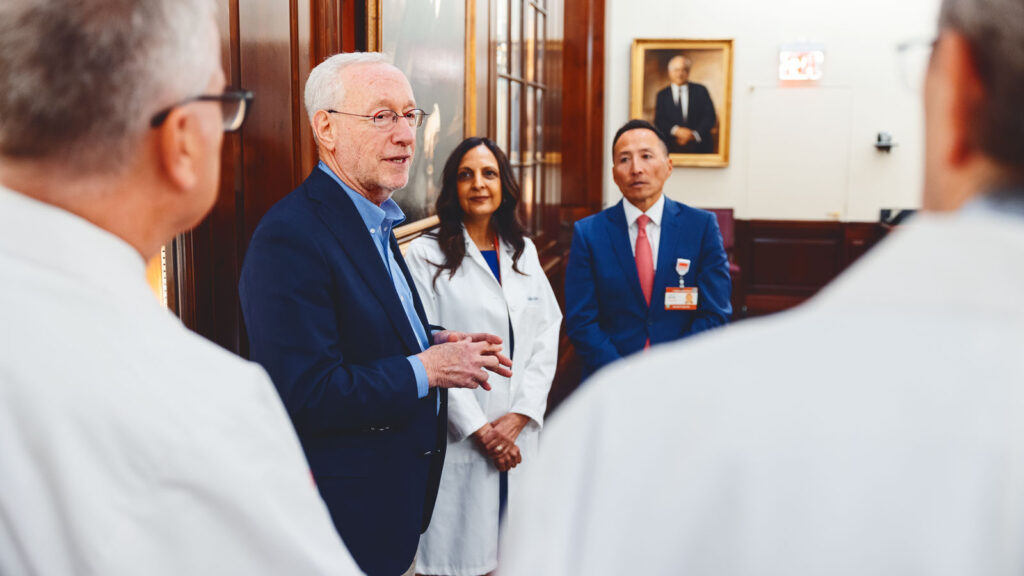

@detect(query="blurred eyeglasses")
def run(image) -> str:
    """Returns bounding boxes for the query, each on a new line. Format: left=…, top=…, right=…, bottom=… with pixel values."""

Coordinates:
left=150, top=90, right=254, bottom=132
left=896, top=37, right=937, bottom=95
left=327, top=108, right=429, bottom=129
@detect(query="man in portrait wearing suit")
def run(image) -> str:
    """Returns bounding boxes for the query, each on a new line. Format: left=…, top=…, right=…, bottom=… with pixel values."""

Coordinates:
left=239, top=53, right=512, bottom=576
left=565, top=119, right=731, bottom=379
left=653, top=54, right=717, bottom=154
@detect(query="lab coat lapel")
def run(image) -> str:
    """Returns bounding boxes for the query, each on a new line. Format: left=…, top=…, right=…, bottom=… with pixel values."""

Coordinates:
left=462, top=227, right=504, bottom=290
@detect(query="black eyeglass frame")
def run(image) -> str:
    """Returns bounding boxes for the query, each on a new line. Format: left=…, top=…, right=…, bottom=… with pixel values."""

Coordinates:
left=894, top=36, right=939, bottom=93
left=149, top=90, right=255, bottom=132
left=326, top=108, right=430, bottom=128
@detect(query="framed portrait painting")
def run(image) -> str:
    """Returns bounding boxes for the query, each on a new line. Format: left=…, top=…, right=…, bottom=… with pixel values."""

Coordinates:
left=630, top=39, right=733, bottom=167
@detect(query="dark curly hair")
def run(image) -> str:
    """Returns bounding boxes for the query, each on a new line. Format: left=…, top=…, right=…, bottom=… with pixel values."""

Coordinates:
left=428, top=137, right=527, bottom=286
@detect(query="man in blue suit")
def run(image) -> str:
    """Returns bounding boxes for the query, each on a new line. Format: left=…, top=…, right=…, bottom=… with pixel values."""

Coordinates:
left=239, top=53, right=512, bottom=576
left=566, top=119, right=731, bottom=379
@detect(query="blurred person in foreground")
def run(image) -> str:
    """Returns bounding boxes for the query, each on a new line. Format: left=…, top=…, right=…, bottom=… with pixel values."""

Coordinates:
left=502, top=0, right=1024, bottom=573
left=0, top=0, right=360, bottom=574
left=405, top=138, right=561, bottom=576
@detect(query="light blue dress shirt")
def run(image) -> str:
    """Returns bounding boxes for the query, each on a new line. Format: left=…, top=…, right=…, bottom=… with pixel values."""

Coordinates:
left=318, top=162, right=432, bottom=399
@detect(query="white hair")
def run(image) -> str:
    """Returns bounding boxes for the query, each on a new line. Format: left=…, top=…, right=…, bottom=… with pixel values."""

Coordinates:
left=668, top=54, right=693, bottom=72
left=0, top=0, right=219, bottom=175
left=304, top=52, right=393, bottom=124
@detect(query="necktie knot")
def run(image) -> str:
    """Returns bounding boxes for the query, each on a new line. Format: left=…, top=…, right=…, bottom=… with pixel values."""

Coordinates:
left=637, top=214, right=651, bottom=235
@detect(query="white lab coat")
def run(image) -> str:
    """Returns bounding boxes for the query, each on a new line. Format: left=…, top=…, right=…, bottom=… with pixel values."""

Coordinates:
left=0, top=186, right=361, bottom=576
left=502, top=203, right=1024, bottom=576
left=406, top=229, right=562, bottom=575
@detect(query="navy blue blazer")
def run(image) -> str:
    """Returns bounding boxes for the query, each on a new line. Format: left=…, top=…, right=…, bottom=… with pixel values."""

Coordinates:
left=239, top=168, right=446, bottom=576
left=565, top=198, right=731, bottom=379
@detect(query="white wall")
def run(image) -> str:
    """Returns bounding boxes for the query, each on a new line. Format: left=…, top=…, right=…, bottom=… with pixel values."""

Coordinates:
left=604, top=0, right=941, bottom=221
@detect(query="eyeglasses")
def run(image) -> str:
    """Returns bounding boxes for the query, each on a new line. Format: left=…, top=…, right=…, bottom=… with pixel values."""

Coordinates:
left=896, top=37, right=937, bottom=95
left=326, top=108, right=429, bottom=129
left=150, top=90, right=254, bottom=132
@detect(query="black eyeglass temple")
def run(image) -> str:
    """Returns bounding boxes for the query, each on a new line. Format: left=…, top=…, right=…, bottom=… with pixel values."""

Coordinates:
left=150, top=90, right=254, bottom=128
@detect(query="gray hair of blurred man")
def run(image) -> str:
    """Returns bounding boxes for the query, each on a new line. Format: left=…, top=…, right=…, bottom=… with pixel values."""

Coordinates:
left=304, top=52, right=394, bottom=131
left=939, top=0, right=1024, bottom=184
left=0, top=0, right=219, bottom=175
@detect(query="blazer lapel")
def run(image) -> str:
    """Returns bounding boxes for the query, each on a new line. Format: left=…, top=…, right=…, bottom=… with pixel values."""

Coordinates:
left=305, top=170, right=423, bottom=354
left=656, top=198, right=683, bottom=292
left=390, top=233, right=432, bottom=343
left=604, top=201, right=647, bottom=307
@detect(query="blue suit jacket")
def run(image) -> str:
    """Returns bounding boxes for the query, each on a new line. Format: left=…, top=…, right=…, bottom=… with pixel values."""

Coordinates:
left=239, top=168, right=446, bottom=576
left=566, top=198, right=731, bottom=379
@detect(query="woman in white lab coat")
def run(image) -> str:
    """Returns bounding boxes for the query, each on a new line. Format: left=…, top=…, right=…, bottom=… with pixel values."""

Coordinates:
left=406, top=137, right=562, bottom=576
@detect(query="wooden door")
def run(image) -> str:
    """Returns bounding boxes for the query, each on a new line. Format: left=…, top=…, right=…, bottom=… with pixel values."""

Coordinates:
left=166, top=0, right=365, bottom=355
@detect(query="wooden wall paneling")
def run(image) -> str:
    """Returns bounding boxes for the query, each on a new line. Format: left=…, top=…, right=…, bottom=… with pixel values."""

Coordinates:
left=295, top=0, right=314, bottom=178
left=734, top=219, right=887, bottom=318
left=743, top=220, right=843, bottom=315
left=546, top=0, right=602, bottom=415
left=340, top=0, right=358, bottom=52
left=843, top=222, right=886, bottom=267
left=559, top=0, right=604, bottom=225
left=749, top=237, right=842, bottom=292
left=238, top=0, right=302, bottom=243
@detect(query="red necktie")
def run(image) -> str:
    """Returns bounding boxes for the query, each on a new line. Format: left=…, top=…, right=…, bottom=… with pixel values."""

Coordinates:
left=636, top=214, right=654, bottom=349
left=636, top=214, right=654, bottom=305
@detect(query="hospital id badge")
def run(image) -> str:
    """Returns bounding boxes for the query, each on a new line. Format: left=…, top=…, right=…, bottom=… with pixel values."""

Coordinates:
left=665, top=287, right=698, bottom=310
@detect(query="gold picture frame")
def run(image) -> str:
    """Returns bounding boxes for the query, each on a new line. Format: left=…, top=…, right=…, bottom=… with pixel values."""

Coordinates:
left=630, top=38, right=733, bottom=167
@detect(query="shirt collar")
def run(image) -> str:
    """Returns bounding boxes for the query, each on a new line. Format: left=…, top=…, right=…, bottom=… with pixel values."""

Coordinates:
left=318, top=161, right=407, bottom=233
left=963, top=188, right=1024, bottom=219
left=622, top=193, right=665, bottom=228
left=0, top=184, right=146, bottom=297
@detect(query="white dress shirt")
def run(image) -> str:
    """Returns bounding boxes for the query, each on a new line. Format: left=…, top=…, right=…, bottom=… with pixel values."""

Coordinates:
left=0, top=185, right=360, bottom=576
left=672, top=83, right=689, bottom=123
left=622, top=193, right=665, bottom=270
left=670, top=83, right=702, bottom=143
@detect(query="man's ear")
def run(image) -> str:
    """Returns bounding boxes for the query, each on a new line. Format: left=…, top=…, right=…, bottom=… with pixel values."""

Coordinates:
left=311, top=109, right=335, bottom=152
left=941, top=31, right=986, bottom=167
left=157, top=108, right=201, bottom=192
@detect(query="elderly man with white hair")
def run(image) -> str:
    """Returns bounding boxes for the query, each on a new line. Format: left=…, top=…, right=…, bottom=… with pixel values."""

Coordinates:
left=502, top=0, right=1024, bottom=574
left=0, top=1, right=360, bottom=574
left=240, top=53, right=512, bottom=576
